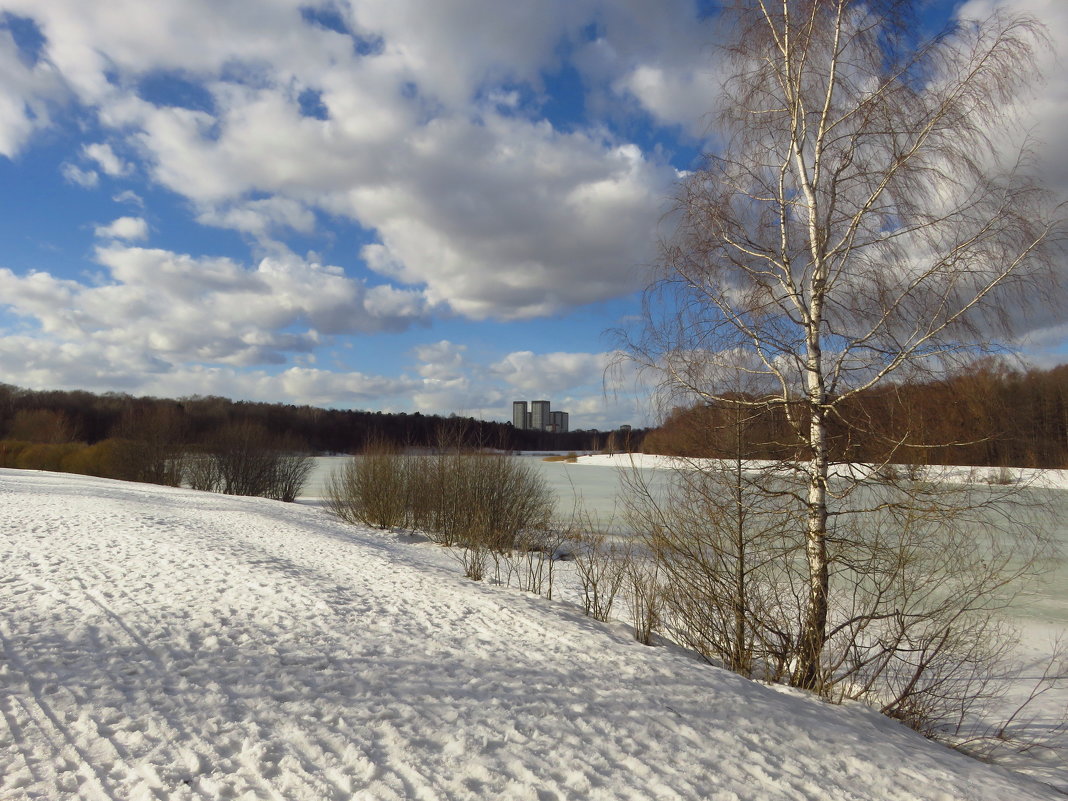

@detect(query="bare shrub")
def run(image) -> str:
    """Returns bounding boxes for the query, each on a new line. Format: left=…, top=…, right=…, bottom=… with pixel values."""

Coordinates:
left=192, top=422, right=313, bottom=501
left=459, top=453, right=555, bottom=552
left=457, top=541, right=489, bottom=581
left=206, top=422, right=278, bottom=497
left=326, top=443, right=410, bottom=528
left=522, top=528, right=568, bottom=598
left=60, top=438, right=142, bottom=481
left=626, top=553, right=664, bottom=646
left=327, top=445, right=556, bottom=567
left=0, top=440, right=30, bottom=468
left=818, top=484, right=1055, bottom=730
left=268, top=443, right=314, bottom=503
left=625, top=457, right=803, bottom=678
left=14, top=442, right=82, bottom=472
left=571, top=527, right=630, bottom=623
left=626, top=451, right=1058, bottom=740
left=185, top=454, right=222, bottom=492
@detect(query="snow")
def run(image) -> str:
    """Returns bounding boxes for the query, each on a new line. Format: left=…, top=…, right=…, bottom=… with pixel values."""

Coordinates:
left=0, top=468, right=1064, bottom=800
left=573, top=452, right=1068, bottom=486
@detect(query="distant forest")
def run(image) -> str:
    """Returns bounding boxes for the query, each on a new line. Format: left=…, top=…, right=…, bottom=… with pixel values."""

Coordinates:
left=642, top=361, right=1068, bottom=469
left=2, top=360, right=1067, bottom=476
left=0, top=383, right=637, bottom=457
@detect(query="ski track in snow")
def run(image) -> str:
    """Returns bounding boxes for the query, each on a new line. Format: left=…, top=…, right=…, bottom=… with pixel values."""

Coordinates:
left=0, top=469, right=1061, bottom=800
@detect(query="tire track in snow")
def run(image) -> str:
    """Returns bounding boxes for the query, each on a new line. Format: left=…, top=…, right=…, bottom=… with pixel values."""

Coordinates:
left=0, top=620, right=116, bottom=800
left=65, top=523, right=346, bottom=801
left=12, top=495, right=393, bottom=801
left=0, top=681, right=49, bottom=794
left=0, top=506, right=288, bottom=800
left=0, top=535, right=217, bottom=797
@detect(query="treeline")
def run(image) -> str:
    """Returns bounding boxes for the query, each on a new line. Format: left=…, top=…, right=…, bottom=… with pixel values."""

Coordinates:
left=0, top=383, right=639, bottom=464
left=641, top=361, right=1068, bottom=469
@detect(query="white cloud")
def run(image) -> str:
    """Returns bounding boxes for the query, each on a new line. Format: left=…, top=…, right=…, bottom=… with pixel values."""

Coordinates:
left=573, top=0, right=723, bottom=137
left=113, top=189, right=144, bottom=208
left=83, top=142, right=131, bottom=176
left=414, top=340, right=467, bottom=380
left=955, top=0, right=1068, bottom=198
left=0, top=24, right=64, bottom=158
left=0, top=0, right=686, bottom=322
left=0, top=333, right=419, bottom=407
left=9, top=0, right=1063, bottom=420
left=614, top=64, right=718, bottom=135
left=196, top=197, right=316, bottom=239
left=127, top=91, right=674, bottom=318
left=351, top=117, right=673, bottom=319
left=0, top=246, right=433, bottom=368
left=492, top=349, right=612, bottom=395
left=60, top=162, right=98, bottom=188
left=94, top=216, right=148, bottom=241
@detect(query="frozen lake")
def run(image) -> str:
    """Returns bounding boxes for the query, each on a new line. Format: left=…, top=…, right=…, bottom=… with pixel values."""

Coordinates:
left=301, top=453, right=657, bottom=528
left=302, top=454, right=1068, bottom=628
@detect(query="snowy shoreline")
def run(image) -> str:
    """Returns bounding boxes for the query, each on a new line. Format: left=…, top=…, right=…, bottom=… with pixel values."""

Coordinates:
left=1, top=467, right=1065, bottom=799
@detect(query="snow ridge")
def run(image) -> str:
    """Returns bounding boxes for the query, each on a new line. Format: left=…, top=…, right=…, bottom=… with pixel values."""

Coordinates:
left=0, top=469, right=1057, bottom=800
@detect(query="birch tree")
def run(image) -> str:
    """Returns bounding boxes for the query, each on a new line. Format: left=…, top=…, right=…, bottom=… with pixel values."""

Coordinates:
left=625, top=0, right=1061, bottom=692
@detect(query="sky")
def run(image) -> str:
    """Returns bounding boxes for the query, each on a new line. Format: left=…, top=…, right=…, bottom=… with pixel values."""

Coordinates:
left=0, top=0, right=1066, bottom=430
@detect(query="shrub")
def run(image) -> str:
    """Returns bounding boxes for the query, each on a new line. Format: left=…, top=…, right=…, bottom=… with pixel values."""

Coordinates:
left=15, top=442, right=83, bottom=472
left=327, top=447, right=555, bottom=558
left=326, top=443, right=410, bottom=527
left=190, top=423, right=313, bottom=501
left=571, top=528, right=631, bottom=623
left=60, top=438, right=142, bottom=480
left=185, top=455, right=222, bottom=492
left=0, top=440, right=31, bottom=468
left=269, top=449, right=315, bottom=503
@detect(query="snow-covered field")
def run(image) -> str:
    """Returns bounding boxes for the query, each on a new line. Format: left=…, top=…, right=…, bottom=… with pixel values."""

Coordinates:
left=1, top=467, right=1064, bottom=800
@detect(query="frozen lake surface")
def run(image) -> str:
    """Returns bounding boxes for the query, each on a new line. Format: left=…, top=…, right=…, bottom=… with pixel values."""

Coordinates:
left=304, top=454, right=1068, bottom=628
left=302, top=453, right=664, bottom=530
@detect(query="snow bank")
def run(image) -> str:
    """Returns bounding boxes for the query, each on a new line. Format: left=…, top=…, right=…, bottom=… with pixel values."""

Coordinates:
left=0, top=469, right=1060, bottom=800
left=574, top=452, right=1068, bottom=489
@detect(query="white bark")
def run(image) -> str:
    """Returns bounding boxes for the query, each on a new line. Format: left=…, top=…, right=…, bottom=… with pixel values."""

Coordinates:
left=623, top=0, right=1060, bottom=691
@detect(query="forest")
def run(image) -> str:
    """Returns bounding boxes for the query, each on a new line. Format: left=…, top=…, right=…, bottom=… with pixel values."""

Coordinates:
left=0, top=383, right=631, bottom=468
left=1, top=359, right=1067, bottom=483
left=641, top=361, right=1068, bottom=469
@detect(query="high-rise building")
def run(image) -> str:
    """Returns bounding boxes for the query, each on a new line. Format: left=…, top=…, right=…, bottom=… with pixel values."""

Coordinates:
left=511, top=399, right=569, bottom=432
left=512, top=401, right=528, bottom=429
left=530, top=400, right=551, bottom=431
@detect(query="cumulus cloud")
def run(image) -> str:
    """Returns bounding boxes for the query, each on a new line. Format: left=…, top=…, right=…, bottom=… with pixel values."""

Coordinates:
left=196, top=197, right=316, bottom=239
left=60, top=163, right=98, bottom=188
left=0, top=333, right=420, bottom=407
left=0, top=21, right=64, bottom=158
left=492, top=349, right=612, bottom=395
left=0, top=246, right=432, bottom=368
left=119, top=84, right=674, bottom=318
left=83, top=142, right=131, bottom=176
left=113, top=189, right=144, bottom=208
left=353, top=120, right=671, bottom=319
left=0, top=0, right=693, bottom=322
left=413, top=340, right=467, bottom=380
left=94, top=216, right=148, bottom=241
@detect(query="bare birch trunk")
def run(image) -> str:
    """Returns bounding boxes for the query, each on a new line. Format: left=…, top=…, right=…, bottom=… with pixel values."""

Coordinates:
left=619, top=0, right=1060, bottom=701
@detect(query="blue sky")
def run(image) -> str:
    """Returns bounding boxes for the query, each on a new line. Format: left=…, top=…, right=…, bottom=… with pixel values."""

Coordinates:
left=0, top=0, right=1065, bottom=430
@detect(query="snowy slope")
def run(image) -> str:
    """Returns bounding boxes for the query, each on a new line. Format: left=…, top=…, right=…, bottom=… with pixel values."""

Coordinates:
left=0, top=469, right=1060, bottom=800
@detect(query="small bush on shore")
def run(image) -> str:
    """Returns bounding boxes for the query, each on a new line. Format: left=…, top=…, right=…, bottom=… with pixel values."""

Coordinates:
left=327, top=447, right=555, bottom=554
